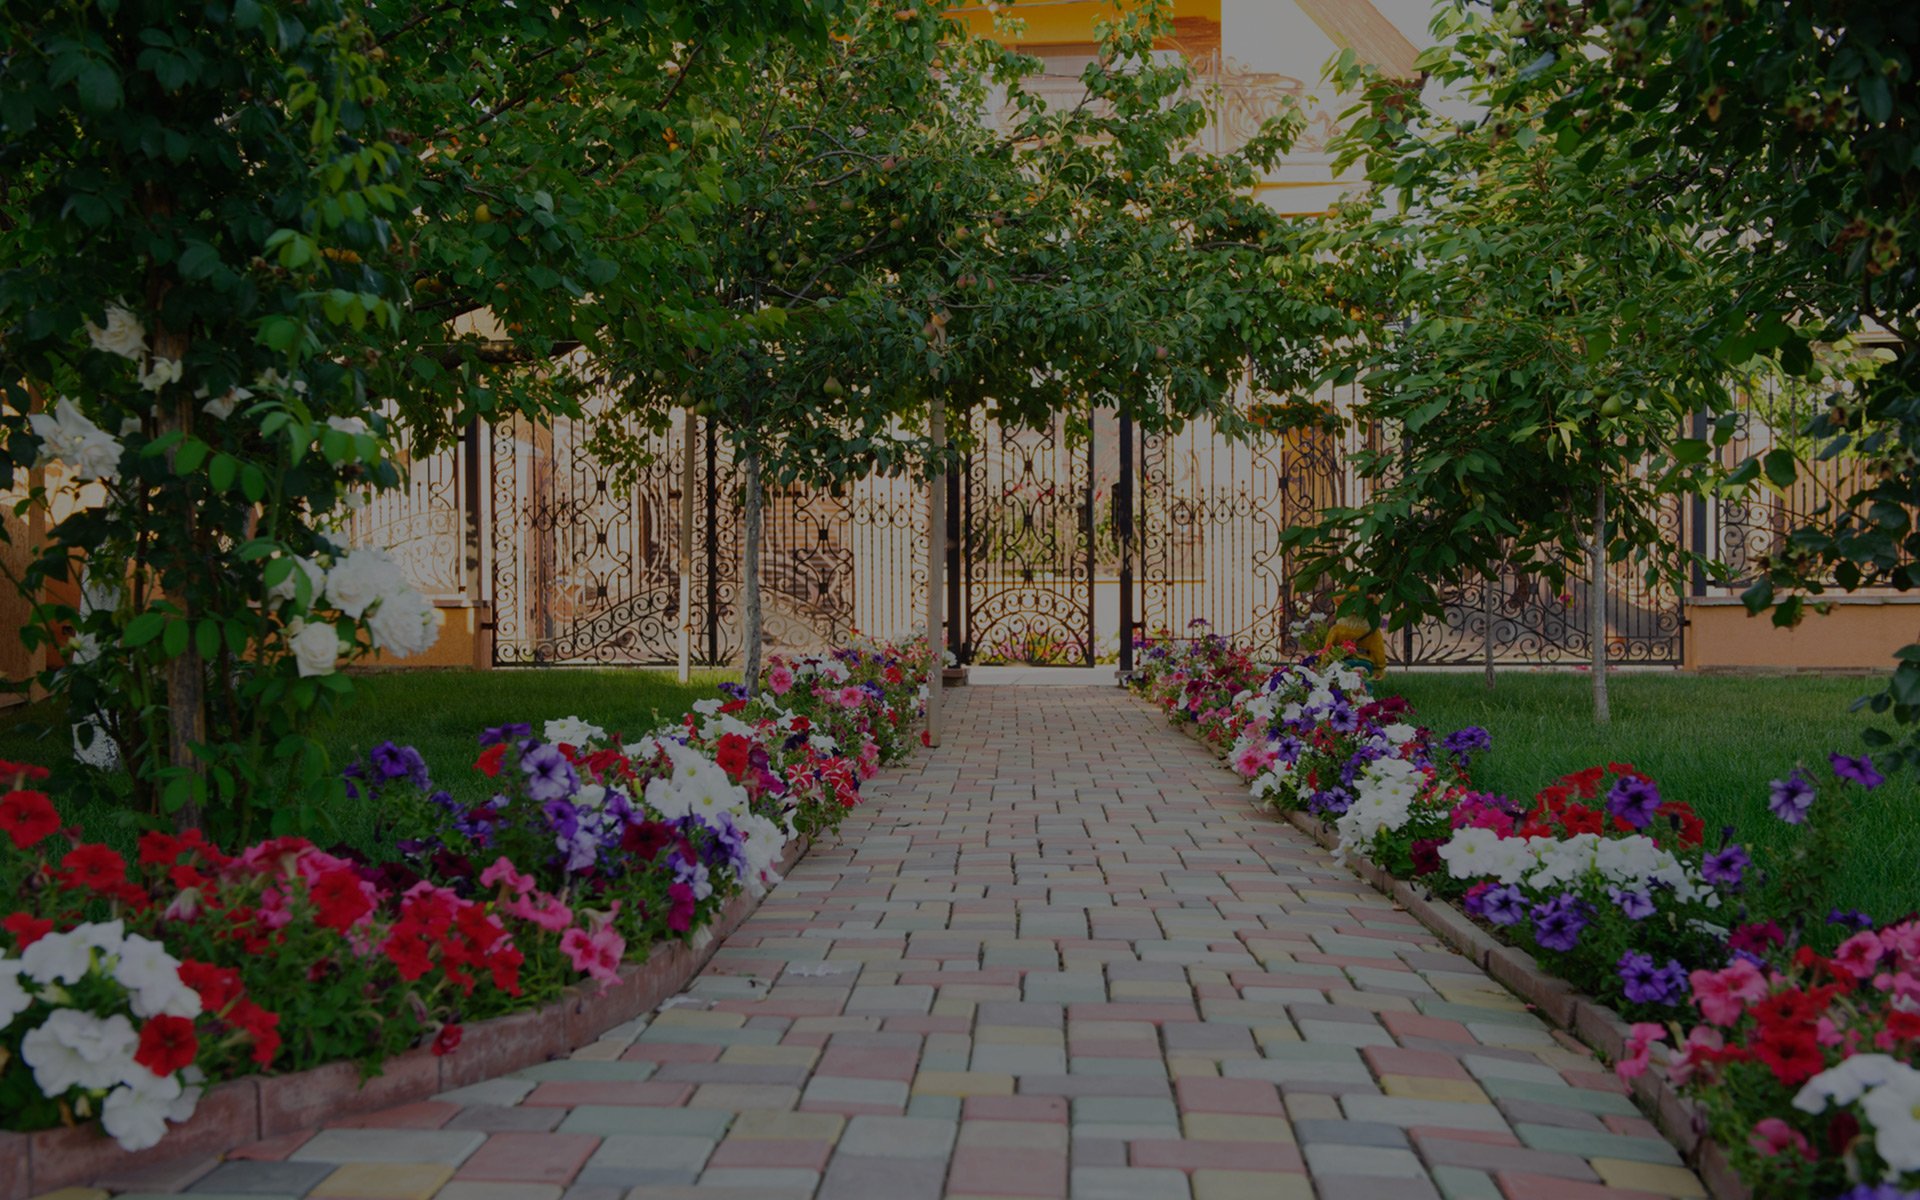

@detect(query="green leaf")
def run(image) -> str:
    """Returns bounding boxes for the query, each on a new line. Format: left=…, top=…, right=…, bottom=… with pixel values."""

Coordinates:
left=124, top=612, right=167, bottom=647
left=209, top=453, right=238, bottom=492
left=1762, top=448, right=1797, bottom=489
left=162, top=618, right=190, bottom=657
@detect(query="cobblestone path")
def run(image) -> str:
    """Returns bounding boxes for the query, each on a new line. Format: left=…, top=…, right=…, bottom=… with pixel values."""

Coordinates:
left=90, top=686, right=1706, bottom=1200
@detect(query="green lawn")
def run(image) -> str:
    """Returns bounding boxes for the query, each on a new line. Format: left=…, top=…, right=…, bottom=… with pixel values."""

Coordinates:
left=0, top=667, right=729, bottom=852
left=1385, top=671, right=1920, bottom=920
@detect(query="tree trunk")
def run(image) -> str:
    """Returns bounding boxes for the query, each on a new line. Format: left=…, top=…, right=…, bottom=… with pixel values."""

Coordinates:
left=924, top=396, right=946, bottom=748
left=739, top=448, right=763, bottom=695
left=1590, top=481, right=1611, bottom=725
left=154, top=331, right=206, bottom=831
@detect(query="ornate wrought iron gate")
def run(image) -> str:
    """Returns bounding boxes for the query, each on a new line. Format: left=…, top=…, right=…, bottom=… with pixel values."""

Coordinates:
left=359, top=389, right=1684, bottom=670
left=954, top=411, right=1098, bottom=666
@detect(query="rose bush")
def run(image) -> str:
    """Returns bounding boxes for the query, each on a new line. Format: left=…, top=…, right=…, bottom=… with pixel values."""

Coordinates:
left=0, top=641, right=929, bottom=1152
left=1129, top=633, right=1914, bottom=1200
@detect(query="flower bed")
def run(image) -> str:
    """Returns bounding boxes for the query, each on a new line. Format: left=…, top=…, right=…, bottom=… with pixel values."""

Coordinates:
left=1130, top=635, right=1917, bottom=1200
left=0, top=638, right=931, bottom=1172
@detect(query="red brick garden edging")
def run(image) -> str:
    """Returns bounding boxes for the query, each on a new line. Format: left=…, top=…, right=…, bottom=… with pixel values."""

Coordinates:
left=0, top=837, right=809, bottom=1200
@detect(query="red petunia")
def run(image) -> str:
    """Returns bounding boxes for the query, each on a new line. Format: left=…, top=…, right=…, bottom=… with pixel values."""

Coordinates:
left=1753, top=1028, right=1826, bottom=1085
left=59, top=843, right=127, bottom=891
left=475, top=743, right=508, bottom=778
left=308, top=868, right=374, bottom=932
left=432, top=1023, right=463, bottom=1056
left=134, top=1014, right=200, bottom=1077
left=2, top=912, right=54, bottom=949
left=1559, top=805, right=1605, bottom=836
left=179, top=960, right=244, bottom=1014
left=714, top=733, right=752, bottom=779
left=230, top=999, right=281, bottom=1067
left=383, top=925, right=435, bottom=981
left=0, top=789, right=61, bottom=850
left=622, top=820, right=675, bottom=861
left=0, top=761, right=51, bottom=787
left=138, top=831, right=184, bottom=867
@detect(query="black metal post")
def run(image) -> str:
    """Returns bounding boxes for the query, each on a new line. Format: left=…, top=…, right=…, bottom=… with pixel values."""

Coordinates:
left=1084, top=417, right=1097, bottom=666
left=1689, top=409, right=1709, bottom=598
left=1118, top=413, right=1135, bottom=675
left=946, top=456, right=962, bottom=665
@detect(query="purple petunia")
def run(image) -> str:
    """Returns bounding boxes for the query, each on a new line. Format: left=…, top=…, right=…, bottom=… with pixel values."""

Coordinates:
left=1308, top=786, right=1354, bottom=816
left=1605, top=776, right=1662, bottom=830
left=1481, top=884, right=1528, bottom=927
left=1607, top=886, right=1656, bottom=921
left=1616, top=951, right=1688, bottom=1007
left=1829, top=752, right=1884, bottom=790
left=1828, top=907, right=1876, bottom=931
left=1326, top=701, right=1360, bottom=734
left=1530, top=893, right=1591, bottom=952
left=1701, top=844, right=1751, bottom=887
left=522, top=743, right=579, bottom=802
left=1830, top=1186, right=1920, bottom=1200
left=1441, top=726, right=1492, bottom=765
left=1767, top=770, right=1817, bottom=824
left=479, top=722, right=533, bottom=747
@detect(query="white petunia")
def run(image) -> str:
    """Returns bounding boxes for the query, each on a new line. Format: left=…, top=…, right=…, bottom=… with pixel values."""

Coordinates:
left=85, top=305, right=147, bottom=360
left=1794, top=1054, right=1913, bottom=1112
left=0, top=961, right=30, bottom=1030
left=21, top=1008, right=140, bottom=1096
left=1437, top=826, right=1501, bottom=879
left=20, top=928, right=93, bottom=986
left=101, top=1069, right=183, bottom=1151
left=113, top=934, right=201, bottom=1020
left=544, top=716, right=608, bottom=748
left=1859, top=1071, right=1920, bottom=1172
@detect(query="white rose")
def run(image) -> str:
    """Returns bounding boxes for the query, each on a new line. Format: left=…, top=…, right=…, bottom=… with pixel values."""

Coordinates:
left=137, top=356, right=183, bottom=392
left=28, top=397, right=124, bottom=484
left=201, top=387, right=250, bottom=421
left=266, top=555, right=326, bottom=610
left=326, top=415, right=370, bottom=436
left=324, top=548, right=405, bottom=619
left=287, top=619, right=341, bottom=677
left=85, top=305, right=147, bottom=360
left=366, top=587, right=440, bottom=658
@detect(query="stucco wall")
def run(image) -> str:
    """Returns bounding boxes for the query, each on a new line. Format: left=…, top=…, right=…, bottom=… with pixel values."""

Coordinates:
left=1684, top=597, right=1916, bottom=672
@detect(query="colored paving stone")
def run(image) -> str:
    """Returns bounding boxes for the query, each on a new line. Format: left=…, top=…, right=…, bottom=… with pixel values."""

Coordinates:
left=75, top=686, right=1697, bottom=1199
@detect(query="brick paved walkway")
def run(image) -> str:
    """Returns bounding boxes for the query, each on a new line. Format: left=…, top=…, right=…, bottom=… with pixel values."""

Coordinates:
left=94, top=686, right=1706, bottom=1200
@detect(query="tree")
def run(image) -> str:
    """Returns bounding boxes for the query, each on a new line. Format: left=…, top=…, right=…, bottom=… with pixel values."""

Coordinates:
left=1272, top=13, right=1739, bottom=721
left=0, top=0, right=846, bottom=834
left=1491, top=0, right=1920, bottom=755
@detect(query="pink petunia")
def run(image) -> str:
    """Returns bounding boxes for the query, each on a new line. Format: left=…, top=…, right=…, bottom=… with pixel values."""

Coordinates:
left=1747, top=1117, right=1813, bottom=1160
left=1615, top=1022, right=1667, bottom=1080
left=1229, top=741, right=1277, bottom=779
left=480, top=856, right=534, bottom=896
left=1689, top=959, right=1768, bottom=1025
left=1832, top=930, right=1887, bottom=980
left=767, top=663, right=794, bottom=696
left=1668, top=1025, right=1723, bottom=1088
left=560, top=925, right=624, bottom=992
left=503, top=891, right=573, bottom=932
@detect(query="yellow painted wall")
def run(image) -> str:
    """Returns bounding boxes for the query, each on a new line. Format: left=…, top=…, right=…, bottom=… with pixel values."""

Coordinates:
left=1684, top=599, right=1915, bottom=672
left=953, top=1, right=1220, bottom=47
